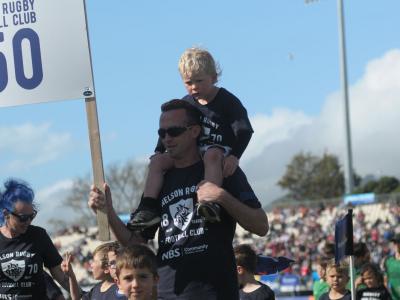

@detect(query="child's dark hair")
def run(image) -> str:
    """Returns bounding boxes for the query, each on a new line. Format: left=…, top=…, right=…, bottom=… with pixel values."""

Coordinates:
left=316, top=256, right=330, bottom=268
left=161, top=99, right=201, bottom=126
left=322, top=243, right=335, bottom=258
left=360, top=263, right=384, bottom=286
left=116, top=245, right=158, bottom=277
left=234, top=244, right=257, bottom=274
left=353, top=242, right=369, bottom=257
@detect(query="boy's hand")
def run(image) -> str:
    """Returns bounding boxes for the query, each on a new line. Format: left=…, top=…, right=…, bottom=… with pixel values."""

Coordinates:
left=197, top=180, right=224, bottom=204
left=223, top=155, right=239, bottom=177
left=354, top=276, right=363, bottom=287
left=88, top=183, right=112, bottom=213
left=61, top=252, right=74, bottom=277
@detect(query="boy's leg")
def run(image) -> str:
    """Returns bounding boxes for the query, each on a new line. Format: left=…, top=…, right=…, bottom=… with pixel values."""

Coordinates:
left=203, top=147, right=224, bottom=186
left=128, top=153, right=174, bottom=230
left=197, top=147, right=224, bottom=222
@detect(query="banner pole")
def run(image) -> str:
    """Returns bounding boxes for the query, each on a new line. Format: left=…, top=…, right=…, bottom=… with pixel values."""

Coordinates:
left=85, top=96, right=110, bottom=241
left=349, top=255, right=356, bottom=300
left=83, top=0, right=110, bottom=241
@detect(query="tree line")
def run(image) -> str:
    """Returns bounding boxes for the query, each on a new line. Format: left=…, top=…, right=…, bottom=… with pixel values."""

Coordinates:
left=278, top=151, right=400, bottom=201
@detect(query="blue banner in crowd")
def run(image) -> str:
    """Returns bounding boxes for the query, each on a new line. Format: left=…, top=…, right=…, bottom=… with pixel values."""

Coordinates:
left=344, top=193, right=375, bottom=205
left=335, top=209, right=353, bottom=263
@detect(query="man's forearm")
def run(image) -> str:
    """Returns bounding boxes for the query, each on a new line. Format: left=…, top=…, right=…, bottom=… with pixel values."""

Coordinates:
left=218, top=190, right=269, bottom=236
left=106, top=207, right=144, bottom=246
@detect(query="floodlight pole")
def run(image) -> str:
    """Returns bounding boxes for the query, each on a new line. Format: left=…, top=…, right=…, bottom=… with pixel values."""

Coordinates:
left=337, top=0, right=354, bottom=194
left=305, top=0, right=355, bottom=194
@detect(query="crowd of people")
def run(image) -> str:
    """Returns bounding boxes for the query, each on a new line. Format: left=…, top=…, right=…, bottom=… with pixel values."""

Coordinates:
left=235, top=201, right=399, bottom=288
left=49, top=200, right=399, bottom=299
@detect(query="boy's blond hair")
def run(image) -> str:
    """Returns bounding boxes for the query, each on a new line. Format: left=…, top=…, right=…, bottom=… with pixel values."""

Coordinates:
left=116, top=245, right=158, bottom=278
left=178, top=47, right=221, bottom=80
left=325, top=260, right=349, bottom=278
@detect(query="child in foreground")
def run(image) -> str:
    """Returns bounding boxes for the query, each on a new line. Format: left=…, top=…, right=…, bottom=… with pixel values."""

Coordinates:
left=234, top=244, right=275, bottom=300
left=62, top=242, right=123, bottom=300
left=320, top=261, right=351, bottom=300
left=115, top=245, right=159, bottom=300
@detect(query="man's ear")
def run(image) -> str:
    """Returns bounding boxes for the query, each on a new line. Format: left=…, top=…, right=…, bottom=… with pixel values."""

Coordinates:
left=191, top=125, right=202, bottom=139
left=212, top=75, right=218, bottom=84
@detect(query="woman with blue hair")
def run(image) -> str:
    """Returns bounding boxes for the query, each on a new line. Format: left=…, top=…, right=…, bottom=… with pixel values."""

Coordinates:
left=0, top=178, right=71, bottom=299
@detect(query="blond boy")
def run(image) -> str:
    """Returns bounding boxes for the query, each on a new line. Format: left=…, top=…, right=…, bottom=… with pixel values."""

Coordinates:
left=319, top=262, right=351, bottom=300
left=130, top=47, right=254, bottom=228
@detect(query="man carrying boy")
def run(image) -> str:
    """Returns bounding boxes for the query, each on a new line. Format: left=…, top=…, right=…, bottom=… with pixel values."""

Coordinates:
left=89, top=99, right=268, bottom=299
left=234, top=244, right=275, bottom=300
left=130, top=47, right=254, bottom=227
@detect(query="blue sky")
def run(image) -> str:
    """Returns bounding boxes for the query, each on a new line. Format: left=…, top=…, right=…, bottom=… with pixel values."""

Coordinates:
left=1, top=0, right=400, bottom=227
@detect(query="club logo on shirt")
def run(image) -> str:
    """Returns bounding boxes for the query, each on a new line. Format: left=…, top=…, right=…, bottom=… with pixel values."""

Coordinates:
left=169, top=198, right=193, bottom=231
left=1, top=259, right=25, bottom=282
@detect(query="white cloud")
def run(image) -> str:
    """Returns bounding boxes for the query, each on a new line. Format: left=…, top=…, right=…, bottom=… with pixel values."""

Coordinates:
left=34, top=179, right=75, bottom=228
left=243, top=109, right=313, bottom=162
left=243, top=49, right=400, bottom=205
left=0, top=122, right=72, bottom=173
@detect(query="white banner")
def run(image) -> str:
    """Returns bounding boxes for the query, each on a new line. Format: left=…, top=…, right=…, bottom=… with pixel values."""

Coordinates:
left=0, top=0, right=94, bottom=107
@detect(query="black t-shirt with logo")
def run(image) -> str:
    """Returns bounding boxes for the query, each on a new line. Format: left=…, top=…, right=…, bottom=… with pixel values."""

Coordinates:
left=356, top=287, right=392, bottom=300
left=150, top=160, right=261, bottom=300
left=0, top=225, right=62, bottom=300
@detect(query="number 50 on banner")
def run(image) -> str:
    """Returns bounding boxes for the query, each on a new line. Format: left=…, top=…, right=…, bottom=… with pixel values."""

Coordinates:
left=0, top=28, right=43, bottom=91
left=0, top=0, right=110, bottom=240
left=0, top=0, right=94, bottom=107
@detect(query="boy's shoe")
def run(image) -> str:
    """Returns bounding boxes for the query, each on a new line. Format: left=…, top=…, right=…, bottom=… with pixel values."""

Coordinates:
left=197, top=203, right=221, bottom=223
left=127, top=209, right=161, bottom=230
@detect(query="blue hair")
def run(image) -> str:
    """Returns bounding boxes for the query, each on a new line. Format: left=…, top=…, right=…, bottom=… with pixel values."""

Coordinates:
left=0, top=179, right=35, bottom=225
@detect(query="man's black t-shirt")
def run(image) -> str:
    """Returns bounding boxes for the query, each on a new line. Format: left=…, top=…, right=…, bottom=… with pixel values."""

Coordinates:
left=239, top=282, right=275, bottom=300
left=0, top=225, right=62, bottom=299
left=148, top=160, right=261, bottom=300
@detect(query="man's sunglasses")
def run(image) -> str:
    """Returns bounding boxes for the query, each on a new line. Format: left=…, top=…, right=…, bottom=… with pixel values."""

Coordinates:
left=157, top=126, right=192, bottom=139
left=10, top=210, right=37, bottom=223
